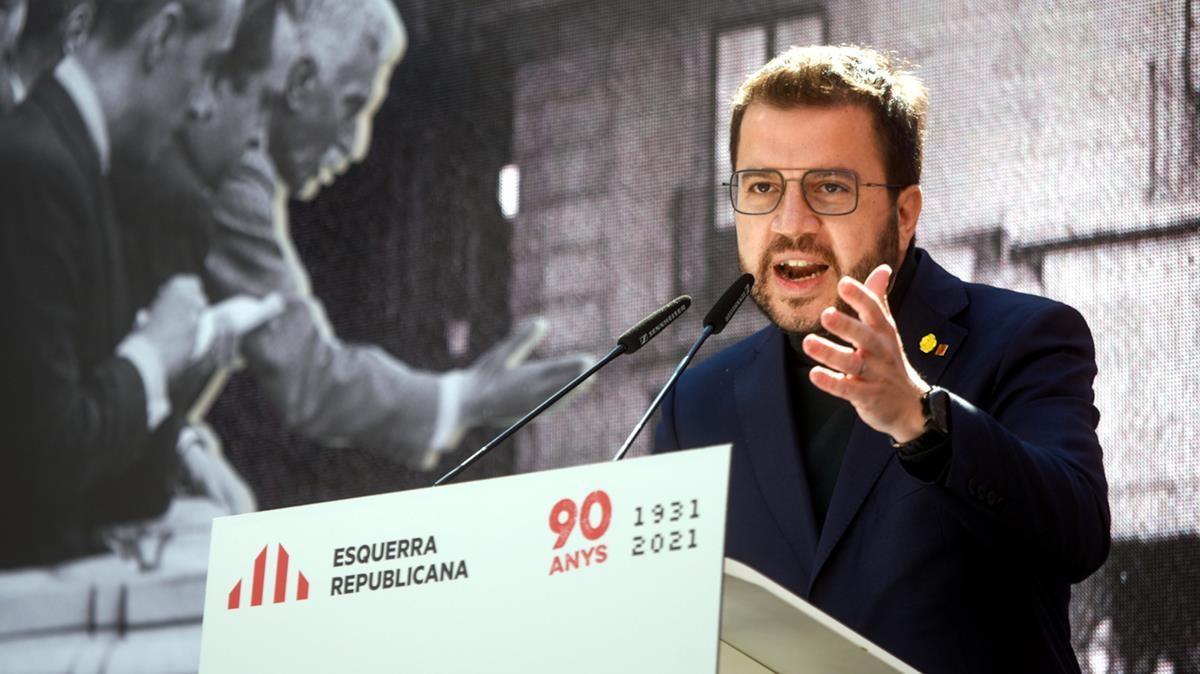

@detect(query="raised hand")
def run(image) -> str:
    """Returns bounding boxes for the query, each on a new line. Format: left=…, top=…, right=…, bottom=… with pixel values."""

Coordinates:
left=801, top=265, right=930, bottom=443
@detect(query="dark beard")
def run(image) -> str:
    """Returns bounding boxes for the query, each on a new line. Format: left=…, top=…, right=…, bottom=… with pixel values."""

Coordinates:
left=741, top=211, right=901, bottom=339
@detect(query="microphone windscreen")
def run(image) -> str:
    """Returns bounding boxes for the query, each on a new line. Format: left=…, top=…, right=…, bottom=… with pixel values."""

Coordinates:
left=704, top=273, right=754, bottom=334
left=617, top=295, right=692, bottom=355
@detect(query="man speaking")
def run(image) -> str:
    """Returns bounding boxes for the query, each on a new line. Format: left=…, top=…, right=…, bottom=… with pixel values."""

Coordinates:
left=653, top=45, right=1109, bottom=673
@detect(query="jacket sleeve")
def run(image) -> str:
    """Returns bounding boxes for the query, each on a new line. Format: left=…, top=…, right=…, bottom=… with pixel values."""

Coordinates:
left=0, top=148, right=155, bottom=515
left=203, top=148, right=440, bottom=466
left=240, top=297, right=441, bottom=466
left=931, top=302, right=1110, bottom=582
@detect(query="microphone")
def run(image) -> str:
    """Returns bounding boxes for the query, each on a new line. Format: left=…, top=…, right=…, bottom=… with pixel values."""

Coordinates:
left=618, top=295, right=692, bottom=354
left=435, top=295, right=692, bottom=485
left=611, top=274, right=754, bottom=461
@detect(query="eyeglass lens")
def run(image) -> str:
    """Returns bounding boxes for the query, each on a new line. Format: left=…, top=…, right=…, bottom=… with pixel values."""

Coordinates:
left=730, top=169, right=858, bottom=216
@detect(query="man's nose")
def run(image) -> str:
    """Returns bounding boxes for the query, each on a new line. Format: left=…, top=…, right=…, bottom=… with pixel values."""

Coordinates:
left=342, top=119, right=366, bottom=160
left=186, top=87, right=216, bottom=125
left=245, top=107, right=267, bottom=148
left=771, top=181, right=821, bottom=237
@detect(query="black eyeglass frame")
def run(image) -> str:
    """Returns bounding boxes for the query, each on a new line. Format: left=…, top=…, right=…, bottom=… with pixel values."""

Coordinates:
left=721, top=168, right=908, bottom=216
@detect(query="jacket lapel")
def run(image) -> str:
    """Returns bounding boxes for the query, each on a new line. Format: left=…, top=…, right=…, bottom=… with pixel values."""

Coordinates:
left=37, top=77, right=136, bottom=344
left=733, top=328, right=820, bottom=587
left=808, top=250, right=969, bottom=587
left=34, top=77, right=102, bottom=179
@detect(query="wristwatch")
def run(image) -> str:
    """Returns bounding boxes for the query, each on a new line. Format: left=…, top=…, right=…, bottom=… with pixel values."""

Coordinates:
left=891, top=386, right=950, bottom=453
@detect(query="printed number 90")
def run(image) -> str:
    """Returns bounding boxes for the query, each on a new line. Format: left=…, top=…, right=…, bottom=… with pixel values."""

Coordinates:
left=549, top=490, right=612, bottom=549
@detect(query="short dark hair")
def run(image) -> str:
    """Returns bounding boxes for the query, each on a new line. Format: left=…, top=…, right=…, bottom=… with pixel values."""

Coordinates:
left=92, top=0, right=223, bottom=47
left=729, top=45, right=928, bottom=187
left=20, top=0, right=84, bottom=45
left=211, top=0, right=277, bottom=90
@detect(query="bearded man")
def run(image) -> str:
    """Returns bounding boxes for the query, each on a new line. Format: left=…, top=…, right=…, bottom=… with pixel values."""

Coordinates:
left=653, top=45, right=1109, bottom=674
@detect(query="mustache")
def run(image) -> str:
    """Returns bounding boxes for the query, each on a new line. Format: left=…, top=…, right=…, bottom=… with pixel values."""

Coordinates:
left=760, top=234, right=838, bottom=271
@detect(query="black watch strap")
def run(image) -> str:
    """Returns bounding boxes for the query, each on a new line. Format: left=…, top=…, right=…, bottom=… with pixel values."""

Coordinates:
left=892, top=386, right=951, bottom=453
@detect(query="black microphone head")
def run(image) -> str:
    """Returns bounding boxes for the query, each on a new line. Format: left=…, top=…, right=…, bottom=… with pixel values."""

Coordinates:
left=704, top=273, right=754, bottom=334
left=617, top=295, right=692, bottom=355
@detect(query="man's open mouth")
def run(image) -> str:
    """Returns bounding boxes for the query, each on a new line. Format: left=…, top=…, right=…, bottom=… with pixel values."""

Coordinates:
left=774, top=260, right=829, bottom=283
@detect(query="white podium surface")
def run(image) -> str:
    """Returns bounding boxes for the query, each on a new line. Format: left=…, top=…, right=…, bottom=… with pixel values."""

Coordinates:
left=199, top=445, right=731, bottom=673
left=719, top=559, right=919, bottom=674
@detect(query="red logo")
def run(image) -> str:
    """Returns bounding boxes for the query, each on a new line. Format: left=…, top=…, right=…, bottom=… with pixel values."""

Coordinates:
left=227, top=544, right=310, bottom=610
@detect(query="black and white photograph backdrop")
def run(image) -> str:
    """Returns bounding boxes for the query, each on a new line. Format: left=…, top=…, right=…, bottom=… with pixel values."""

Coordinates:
left=0, top=0, right=1195, bottom=671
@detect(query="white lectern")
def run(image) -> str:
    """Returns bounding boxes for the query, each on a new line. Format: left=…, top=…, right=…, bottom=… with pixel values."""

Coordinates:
left=199, top=446, right=916, bottom=673
left=720, top=559, right=917, bottom=673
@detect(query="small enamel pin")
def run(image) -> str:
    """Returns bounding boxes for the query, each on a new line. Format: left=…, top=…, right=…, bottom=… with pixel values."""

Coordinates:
left=919, top=333, right=950, bottom=357
left=919, top=333, right=937, bottom=354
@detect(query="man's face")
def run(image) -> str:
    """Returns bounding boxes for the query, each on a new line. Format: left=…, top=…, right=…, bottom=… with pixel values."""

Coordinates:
left=177, top=71, right=266, bottom=190
left=110, top=0, right=246, bottom=241
left=164, top=7, right=297, bottom=200
left=734, top=102, right=911, bottom=335
left=271, top=42, right=390, bottom=196
left=134, top=0, right=242, bottom=167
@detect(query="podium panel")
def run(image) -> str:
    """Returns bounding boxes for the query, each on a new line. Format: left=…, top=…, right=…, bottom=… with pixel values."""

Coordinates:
left=719, top=559, right=919, bottom=674
left=200, top=445, right=731, bottom=673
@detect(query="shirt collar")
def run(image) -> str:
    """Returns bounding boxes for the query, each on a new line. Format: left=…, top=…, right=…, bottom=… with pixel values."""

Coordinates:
left=10, top=72, right=25, bottom=104
left=54, top=56, right=110, bottom=174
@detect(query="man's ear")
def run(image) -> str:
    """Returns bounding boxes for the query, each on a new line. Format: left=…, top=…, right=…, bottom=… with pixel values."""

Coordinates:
left=283, top=56, right=316, bottom=113
left=61, top=2, right=95, bottom=56
left=141, top=1, right=184, bottom=73
left=896, top=184, right=922, bottom=250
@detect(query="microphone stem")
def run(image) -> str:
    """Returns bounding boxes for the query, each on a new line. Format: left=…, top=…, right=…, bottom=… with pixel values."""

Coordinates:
left=612, top=324, right=714, bottom=462
left=435, top=343, right=627, bottom=486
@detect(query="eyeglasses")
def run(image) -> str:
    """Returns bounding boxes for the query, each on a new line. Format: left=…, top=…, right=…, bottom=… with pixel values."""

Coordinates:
left=723, top=168, right=905, bottom=216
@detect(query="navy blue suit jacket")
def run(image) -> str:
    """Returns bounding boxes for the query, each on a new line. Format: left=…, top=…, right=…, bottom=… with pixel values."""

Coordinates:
left=654, top=249, right=1110, bottom=673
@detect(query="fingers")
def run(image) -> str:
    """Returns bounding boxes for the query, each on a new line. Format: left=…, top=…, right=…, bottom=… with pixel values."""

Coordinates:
left=501, top=317, right=548, bottom=369
left=258, top=292, right=286, bottom=322
left=517, top=353, right=592, bottom=391
left=801, top=333, right=861, bottom=376
left=819, top=306, right=876, bottom=350
left=819, top=267, right=895, bottom=349
left=864, top=265, right=892, bottom=303
left=213, top=293, right=286, bottom=335
left=160, top=274, right=206, bottom=308
left=809, top=365, right=857, bottom=400
left=836, top=273, right=890, bottom=329
left=474, top=317, right=549, bottom=373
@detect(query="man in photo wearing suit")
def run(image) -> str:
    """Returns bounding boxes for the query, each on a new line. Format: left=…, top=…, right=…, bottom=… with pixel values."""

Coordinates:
left=0, top=0, right=244, bottom=568
left=181, top=0, right=589, bottom=470
left=654, top=46, right=1110, bottom=672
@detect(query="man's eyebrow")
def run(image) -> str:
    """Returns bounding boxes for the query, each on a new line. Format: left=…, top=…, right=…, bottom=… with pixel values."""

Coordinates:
left=739, top=165, right=860, bottom=174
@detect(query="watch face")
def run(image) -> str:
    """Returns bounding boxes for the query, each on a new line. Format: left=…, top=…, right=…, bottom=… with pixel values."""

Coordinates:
left=928, top=388, right=950, bottom=433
